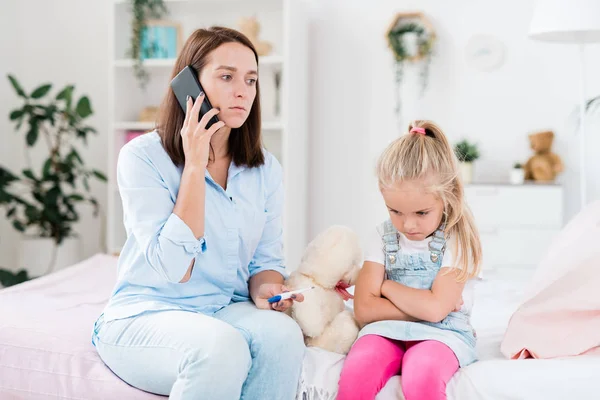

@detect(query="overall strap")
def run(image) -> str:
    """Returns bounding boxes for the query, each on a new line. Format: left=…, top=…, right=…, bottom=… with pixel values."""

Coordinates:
left=381, top=220, right=399, bottom=266
left=428, top=222, right=447, bottom=263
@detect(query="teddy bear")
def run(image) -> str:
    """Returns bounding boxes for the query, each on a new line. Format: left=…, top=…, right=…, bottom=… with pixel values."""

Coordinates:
left=237, top=16, right=272, bottom=56
left=524, top=130, right=564, bottom=182
left=285, top=225, right=363, bottom=355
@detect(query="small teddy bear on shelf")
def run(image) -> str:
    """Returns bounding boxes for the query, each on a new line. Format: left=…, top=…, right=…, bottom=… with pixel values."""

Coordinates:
left=524, top=130, right=564, bottom=182
left=285, top=225, right=363, bottom=355
left=237, top=16, right=272, bottom=56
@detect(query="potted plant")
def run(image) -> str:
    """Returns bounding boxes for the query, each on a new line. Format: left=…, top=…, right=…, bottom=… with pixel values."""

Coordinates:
left=454, top=139, right=480, bottom=184
left=510, top=162, right=525, bottom=184
left=129, top=0, right=168, bottom=89
left=0, top=75, right=107, bottom=280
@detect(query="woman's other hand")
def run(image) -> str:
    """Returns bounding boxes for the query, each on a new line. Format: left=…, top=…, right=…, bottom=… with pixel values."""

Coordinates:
left=254, top=283, right=305, bottom=312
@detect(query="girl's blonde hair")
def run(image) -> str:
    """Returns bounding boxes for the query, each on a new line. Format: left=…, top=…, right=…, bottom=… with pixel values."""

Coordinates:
left=376, top=120, right=482, bottom=282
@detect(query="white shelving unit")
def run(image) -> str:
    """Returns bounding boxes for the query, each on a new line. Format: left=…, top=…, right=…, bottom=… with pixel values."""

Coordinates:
left=107, top=0, right=309, bottom=270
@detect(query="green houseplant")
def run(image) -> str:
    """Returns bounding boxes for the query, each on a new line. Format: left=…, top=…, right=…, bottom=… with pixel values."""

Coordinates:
left=454, top=139, right=480, bottom=184
left=129, top=0, right=168, bottom=89
left=0, top=75, right=107, bottom=283
left=510, top=162, right=525, bottom=185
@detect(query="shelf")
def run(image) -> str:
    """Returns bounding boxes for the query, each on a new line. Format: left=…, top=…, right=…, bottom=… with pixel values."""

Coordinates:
left=113, top=55, right=283, bottom=69
left=114, top=121, right=156, bottom=130
left=114, top=121, right=281, bottom=131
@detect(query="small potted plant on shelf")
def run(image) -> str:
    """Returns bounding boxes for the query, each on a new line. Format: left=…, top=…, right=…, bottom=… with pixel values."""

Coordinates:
left=0, top=75, right=107, bottom=282
left=510, top=162, right=525, bottom=184
left=454, top=139, right=480, bottom=184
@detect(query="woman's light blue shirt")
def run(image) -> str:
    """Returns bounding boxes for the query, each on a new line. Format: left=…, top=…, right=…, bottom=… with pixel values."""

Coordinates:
left=101, top=131, right=287, bottom=322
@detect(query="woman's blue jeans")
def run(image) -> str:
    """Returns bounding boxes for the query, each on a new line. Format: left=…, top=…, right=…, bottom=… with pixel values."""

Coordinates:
left=92, top=301, right=305, bottom=400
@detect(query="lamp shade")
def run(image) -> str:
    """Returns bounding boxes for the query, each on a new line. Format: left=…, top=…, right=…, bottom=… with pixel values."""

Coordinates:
left=529, top=0, right=600, bottom=43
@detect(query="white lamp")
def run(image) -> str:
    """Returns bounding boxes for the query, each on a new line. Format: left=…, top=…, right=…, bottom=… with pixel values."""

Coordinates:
left=529, top=0, right=600, bottom=208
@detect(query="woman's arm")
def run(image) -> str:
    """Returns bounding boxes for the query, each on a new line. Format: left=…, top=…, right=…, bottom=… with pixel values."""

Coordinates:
left=118, top=95, right=223, bottom=284
left=117, top=147, right=206, bottom=284
left=353, top=261, right=419, bottom=327
left=381, top=267, right=465, bottom=323
left=173, top=95, right=224, bottom=281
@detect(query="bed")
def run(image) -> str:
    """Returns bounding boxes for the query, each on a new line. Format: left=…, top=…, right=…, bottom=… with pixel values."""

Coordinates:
left=1, top=254, right=599, bottom=400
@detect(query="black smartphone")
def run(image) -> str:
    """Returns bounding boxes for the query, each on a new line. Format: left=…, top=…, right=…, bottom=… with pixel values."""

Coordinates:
left=170, top=65, right=219, bottom=129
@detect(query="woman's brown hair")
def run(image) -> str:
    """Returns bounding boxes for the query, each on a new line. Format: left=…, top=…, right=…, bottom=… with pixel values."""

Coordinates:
left=157, top=26, right=264, bottom=167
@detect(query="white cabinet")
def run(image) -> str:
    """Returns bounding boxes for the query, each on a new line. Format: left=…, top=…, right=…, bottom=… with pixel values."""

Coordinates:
left=465, top=183, right=564, bottom=274
left=107, top=0, right=310, bottom=269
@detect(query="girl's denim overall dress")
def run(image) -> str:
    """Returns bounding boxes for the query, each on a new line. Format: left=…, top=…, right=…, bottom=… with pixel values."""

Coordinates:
left=357, top=220, right=478, bottom=367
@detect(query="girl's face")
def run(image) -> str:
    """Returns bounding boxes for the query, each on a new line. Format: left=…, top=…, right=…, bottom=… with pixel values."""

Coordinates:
left=381, top=179, right=444, bottom=241
left=199, top=42, right=258, bottom=129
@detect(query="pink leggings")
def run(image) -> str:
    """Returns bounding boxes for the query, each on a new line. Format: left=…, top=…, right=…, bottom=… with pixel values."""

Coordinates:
left=337, top=335, right=459, bottom=400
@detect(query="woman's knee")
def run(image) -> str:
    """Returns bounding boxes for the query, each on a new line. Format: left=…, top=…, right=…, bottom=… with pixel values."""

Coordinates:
left=253, top=312, right=304, bottom=359
left=185, top=324, right=252, bottom=380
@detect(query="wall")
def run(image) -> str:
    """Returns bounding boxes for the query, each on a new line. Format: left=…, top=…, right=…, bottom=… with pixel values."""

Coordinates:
left=0, top=0, right=19, bottom=271
left=2, top=0, right=600, bottom=269
left=0, top=0, right=109, bottom=270
left=307, top=0, right=600, bottom=245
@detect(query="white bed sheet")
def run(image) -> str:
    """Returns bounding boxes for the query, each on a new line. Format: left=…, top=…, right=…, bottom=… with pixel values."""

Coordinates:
left=299, top=268, right=600, bottom=400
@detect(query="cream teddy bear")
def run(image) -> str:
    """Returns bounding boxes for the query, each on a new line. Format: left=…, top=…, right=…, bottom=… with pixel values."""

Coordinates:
left=285, top=225, right=363, bottom=355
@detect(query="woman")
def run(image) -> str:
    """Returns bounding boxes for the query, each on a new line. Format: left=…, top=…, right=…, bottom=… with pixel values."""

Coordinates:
left=92, top=27, right=305, bottom=400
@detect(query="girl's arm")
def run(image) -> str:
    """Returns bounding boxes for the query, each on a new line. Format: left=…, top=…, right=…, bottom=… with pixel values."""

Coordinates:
left=353, top=261, right=419, bottom=327
left=381, top=267, right=465, bottom=323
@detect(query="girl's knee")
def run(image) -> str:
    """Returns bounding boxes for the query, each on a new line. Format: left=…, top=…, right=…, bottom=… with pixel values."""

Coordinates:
left=337, top=336, right=403, bottom=400
left=402, top=371, right=447, bottom=400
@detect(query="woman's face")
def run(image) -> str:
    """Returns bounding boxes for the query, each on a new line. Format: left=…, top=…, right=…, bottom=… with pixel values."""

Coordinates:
left=199, top=42, right=258, bottom=129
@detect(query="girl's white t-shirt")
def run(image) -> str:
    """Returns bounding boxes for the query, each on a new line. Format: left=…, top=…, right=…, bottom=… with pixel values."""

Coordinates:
left=363, top=226, right=480, bottom=314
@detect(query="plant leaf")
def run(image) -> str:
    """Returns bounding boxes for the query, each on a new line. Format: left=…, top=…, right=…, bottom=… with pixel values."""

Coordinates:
left=10, top=109, right=24, bottom=120
left=26, top=121, right=39, bottom=146
left=7, top=75, right=27, bottom=98
left=56, top=85, right=74, bottom=107
left=92, top=170, right=107, bottom=182
left=22, top=169, right=37, bottom=181
left=75, top=96, right=92, bottom=119
left=12, top=220, right=25, bottom=232
left=24, top=205, right=40, bottom=222
left=69, top=194, right=84, bottom=201
left=42, top=158, right=53, bottom=179
left=31, top=84, right=52, bottom=99
left=45, top=186, right=61, bottom=206
left=67, top=148, right=83, bottom=165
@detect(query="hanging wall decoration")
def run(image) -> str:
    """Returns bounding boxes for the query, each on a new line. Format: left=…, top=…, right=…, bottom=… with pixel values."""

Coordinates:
left=386, top=12, right=436, bottom=128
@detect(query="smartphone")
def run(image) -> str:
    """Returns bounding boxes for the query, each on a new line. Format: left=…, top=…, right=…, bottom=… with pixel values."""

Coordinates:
left=170, top=65, right=219, bottom=129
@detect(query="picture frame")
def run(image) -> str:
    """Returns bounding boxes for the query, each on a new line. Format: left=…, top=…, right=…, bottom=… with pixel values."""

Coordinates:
left=140, top=20, right=182, bottom=60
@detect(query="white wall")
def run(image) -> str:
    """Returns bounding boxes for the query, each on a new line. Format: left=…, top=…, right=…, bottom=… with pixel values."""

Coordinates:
left=0, top=0, right=19, bottom=271
left=0, top=0, right=109, bottom=270
left=307, top=0, right=600, bottom=245
left=2, top=0, right=600, bottom=269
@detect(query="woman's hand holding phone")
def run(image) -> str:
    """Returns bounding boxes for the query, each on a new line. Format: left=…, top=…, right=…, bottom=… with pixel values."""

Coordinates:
left=180, top=93, right=226, bottom=169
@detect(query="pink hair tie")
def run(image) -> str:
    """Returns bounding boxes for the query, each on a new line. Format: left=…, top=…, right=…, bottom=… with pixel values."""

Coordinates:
left=410, top=127, right=426, bottom=135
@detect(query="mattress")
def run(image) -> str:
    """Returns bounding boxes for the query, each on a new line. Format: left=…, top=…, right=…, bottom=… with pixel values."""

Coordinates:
left=299, top=267, right=600, bottom=400
left=1, top=255, right=599, bottom=399
left=0, top=254, right=163, bottom=400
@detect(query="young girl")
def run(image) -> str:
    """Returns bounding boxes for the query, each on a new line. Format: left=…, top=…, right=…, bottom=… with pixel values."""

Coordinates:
left=337, top=120, right=482, bottom=400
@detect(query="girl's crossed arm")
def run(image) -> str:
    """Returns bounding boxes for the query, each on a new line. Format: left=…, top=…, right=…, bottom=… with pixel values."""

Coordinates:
left=381, top=267, right=465, bottom=323
left=353, top=261, right=419, bottom=327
